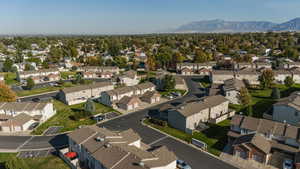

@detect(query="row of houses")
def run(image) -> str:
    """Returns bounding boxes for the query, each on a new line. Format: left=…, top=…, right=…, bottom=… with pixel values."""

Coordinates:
left=228, top=115, right=300, bottom=167
left=0, top=102, right=55, bottom=132
left=211, top=68, right=300, bottom=85
left=79, top=66, right=120, bottom=79
left=16, top=68, right=60, bottom=84
left=100, top=82, right=161, bottom=111
left=58, top=82, right=114, bottom=105
left=65, top=125, right=177, bottom=169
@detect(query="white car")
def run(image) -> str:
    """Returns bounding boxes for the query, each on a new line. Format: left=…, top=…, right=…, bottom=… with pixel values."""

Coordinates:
left=283, top=159, right=293, bottom=169
left=177, top=160, right=192, bottom=169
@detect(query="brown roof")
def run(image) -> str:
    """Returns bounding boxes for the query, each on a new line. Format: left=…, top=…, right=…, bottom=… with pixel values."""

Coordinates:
left=233, top=133, right=271, bottom=154
left=0, top=102, right=49, bottom=112
left=118, top=96, right=141, bottom=105
left=141, top=91, right=160, bottom=99
left=274, top=92, right=300, bottom=111
left=223, top=78, right=245, bottom=91
left=135, top=82, right=155, bottom=90
left=176, top=95, right=228, bottom=117
left=1, top=113, right=33, bottom=127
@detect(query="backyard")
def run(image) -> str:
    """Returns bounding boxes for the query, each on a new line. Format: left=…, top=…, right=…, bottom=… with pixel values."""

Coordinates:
left=32, top=100, right=115, bottom=135
left=230, top=84, right=300, bottom=118
left=0, top=153, right=69, bottom=169
left=144, top=119, right=230, bottom=156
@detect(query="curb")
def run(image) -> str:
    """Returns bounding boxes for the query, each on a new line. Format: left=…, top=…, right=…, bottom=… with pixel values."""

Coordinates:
left=18, top=90, right=59, bottom=99
left=141, top=120, right=221, bottom=160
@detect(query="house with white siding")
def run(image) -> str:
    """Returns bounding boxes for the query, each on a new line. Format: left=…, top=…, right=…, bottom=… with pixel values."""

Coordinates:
left=0, top=102, right=55, bottom=132
left=58, top=82, right=114, bottom=105
left=16, top=68, right=60, bottom=84
left=222, top=78, right=245, bottom=104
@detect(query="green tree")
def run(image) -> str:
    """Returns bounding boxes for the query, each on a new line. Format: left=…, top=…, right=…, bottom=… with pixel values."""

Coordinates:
left=283, top=48, right=299, bottom=60
left=271, top=87, right=281, bottom=99
left=84, top=98, right=95, bottom=113
left=26, top=77, right=35, bottom=90
left=284, top=76, right=294, bottom=88
left=239, top=87, right=252, bottom=106
left=259, top=69, right=275, bottom=89
left=246, top=105, right=253, bottom=117
left=162, top=75, right=175, bottom=91
left=24, top=63, right=35, bottom=71
left=3, top=58, right=13, bottom=72
left=0, top=82, right=17, bottom=102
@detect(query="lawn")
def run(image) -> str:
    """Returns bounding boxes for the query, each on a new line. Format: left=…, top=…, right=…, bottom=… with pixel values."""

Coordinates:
left=60, top=71, right=76, bottom=80
left=230, top=84, right=300, bottom=118
left=144, top=119, right=230, bottom=156
left=16, top=82, right=77, bottom=97
left=1, top=72, right=19, bottom=85
left=159, top=89, right=187, bottom=97
left=32, top=100, right=115, bottom=135
left=0, top=153, right=69, bottom=169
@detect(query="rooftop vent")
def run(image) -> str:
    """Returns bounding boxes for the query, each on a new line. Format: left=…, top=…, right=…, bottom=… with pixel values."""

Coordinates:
left=138, top=162, right=145, bottom=167
left=104, top=143, right=111, bottom=148
left=95, top=137, right=105, bottom=142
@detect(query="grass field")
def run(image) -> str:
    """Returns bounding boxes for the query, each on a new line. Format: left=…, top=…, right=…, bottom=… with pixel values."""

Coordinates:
left=60, top=71, right=76, bottom=80
left=144, top=119, right=230, bottom=156
left=32, top=100, right=114, bottom=135
left=0, top=153, right=69, bottom=169
left=230, top=84, right=300, bottom=118
left=1, top=72, right=19, bottom=85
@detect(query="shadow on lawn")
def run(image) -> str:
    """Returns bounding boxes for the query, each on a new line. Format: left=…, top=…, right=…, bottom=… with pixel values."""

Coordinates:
left=201, top=123, right=230, bottom=151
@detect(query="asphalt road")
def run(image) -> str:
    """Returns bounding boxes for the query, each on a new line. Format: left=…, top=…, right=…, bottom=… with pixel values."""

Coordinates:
left=99, top=76, right=237, bottom=169
left=0, top=76, right=237, bottom=169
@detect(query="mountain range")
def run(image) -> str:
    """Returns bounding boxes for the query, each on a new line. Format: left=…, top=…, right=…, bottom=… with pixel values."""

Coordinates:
left=175, top=18, right=300, bottom=33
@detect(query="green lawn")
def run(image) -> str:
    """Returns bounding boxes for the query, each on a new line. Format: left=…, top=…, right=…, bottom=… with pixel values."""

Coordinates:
left=144, top=119, right=230, bottom=156
left=60, top=71, right=76, bottom=80
left=32, top=100, right=115, bottom=135
left=16, top=82, right=77, bottom=97
left=159, top=89, right=187, bottom=97
left=0, top=153, right=69, bottom=169
left=2, top=72, right=19, bottom=85
left=230, top=84, right=300, bottom=118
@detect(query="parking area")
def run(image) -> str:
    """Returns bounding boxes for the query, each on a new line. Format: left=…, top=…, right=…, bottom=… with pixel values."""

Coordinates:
left=105, top=111, right=120, bottom=120
left=17, top=149, right=55, bottom=158
left=43, top=126, right=63, bottom=135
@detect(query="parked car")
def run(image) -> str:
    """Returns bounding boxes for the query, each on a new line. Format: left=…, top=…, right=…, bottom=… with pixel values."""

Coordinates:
left=164, top=94, right=174, bottom=99
left=177, top=160, right=192, bottom=169
left=283, top=159, right=293, bottom=169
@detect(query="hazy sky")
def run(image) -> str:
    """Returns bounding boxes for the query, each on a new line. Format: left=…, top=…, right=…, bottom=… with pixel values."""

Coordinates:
left=0, top=0, right=299, bottom=34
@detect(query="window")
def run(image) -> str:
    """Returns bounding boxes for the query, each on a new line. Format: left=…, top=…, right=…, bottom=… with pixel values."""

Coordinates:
left=295, top=111, right=298, bottom=117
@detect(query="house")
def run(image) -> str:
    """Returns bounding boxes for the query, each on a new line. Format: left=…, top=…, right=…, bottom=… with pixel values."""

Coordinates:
left=272, top=92, right=300, bottom=125
left=222, top=78, right=245, bottom=104
left=232, top=133, right=271, bottom=164
left=58, top=82, right=114, bottom=105
left=181, top=67, right=193, bottom=75
left=254, top=62, right=272, bottom=70
left=16, top=68, right=60, bottom=84
left=235, top=68, right=260, bottom=85
left=284, top=62, right=300, bottom=69
left=140, top=91, right=161, bottom=104
left=228, top=115, right=300, bottom=166
left=100, top=82, right=155, bottom=107
left=176, top=62, right=215, bottom=73
left=234, top=62, right=253, bottom=70
left=0, top=102, right=55, bottom=132
left=168, top=95, right=232, bottom=133
left=117, top=70, right=139, bottom=86
left=210, top=70, right=235, bottom=84
left=117, top=96, right=142, bottom=110
left=273, top=70, right=292, bottom=84
left=290, top=68, right=300, bottom=84
left=79, top=66, right=120, bottom=75
left=66, top=126, right=177, bottom=169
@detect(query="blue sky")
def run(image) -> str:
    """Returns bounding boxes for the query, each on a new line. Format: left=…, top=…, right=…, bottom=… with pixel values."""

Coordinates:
left=0, top=0, right=299, bottom=34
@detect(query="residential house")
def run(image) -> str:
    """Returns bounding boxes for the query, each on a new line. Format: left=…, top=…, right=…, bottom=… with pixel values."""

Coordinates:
left=0, top=102, right=55, bottom=132
left=67, top=126, right=177, bottom=169
left=290, top=68, right=300, bottom=84
left=273, top=70, right=292, bottom=84
left=222, top=78, right=245, bottom=104
left=254, top=62, right=272, bottom=70
left=235, top=68, right=260, bottom=85
left=234, top=62, right=254, bottom=70
left=168, top=95, right=231, bottom=133
left=100, top=82, right=155, bottom=107
left=176, top=62, right=215, bottom=74
left=16, top=68, right=60, bottom=84
left=117, top=96, right=142, bottom=110
left=272, top=92, right=300, bottom=126
left=117, top=70, right=139, bottom=86
left=79, top=66, right=120, bottom=75
left=58, top=82, right=114, bottom=105
left=140, top=91, right=161, bottom=104
left=210, top=70, right=235, bottom=84
left=181, top=67, right=193, bottom=75
left=228, top=115, right=300, bottom=166
left=284, top=62, right=300, bottom=69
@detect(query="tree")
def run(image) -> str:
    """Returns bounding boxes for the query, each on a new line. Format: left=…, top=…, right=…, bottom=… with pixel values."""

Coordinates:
left=259, top=69, right=275, bottom=89
left=3, top=58, right=13, bottom=72
left=271, top=87, right=281, bottom=99
left=283, top=47, right=299, bottom=60
left=239, top=87, right=252, bottom=106
left=246, top=105, right=253, bottom=117
left=24, top=63, right=35, bottom=71
left=0, top=83, right=17, bottom=102
left=84, top=98, right=95, bottom=113
left=284, top=76, right=294, bottom=88
left=162, top=75, right=175, bottom=91
left=26, top=77, right=35, bottom=90
left=193, top=49, right=212, bottom=63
